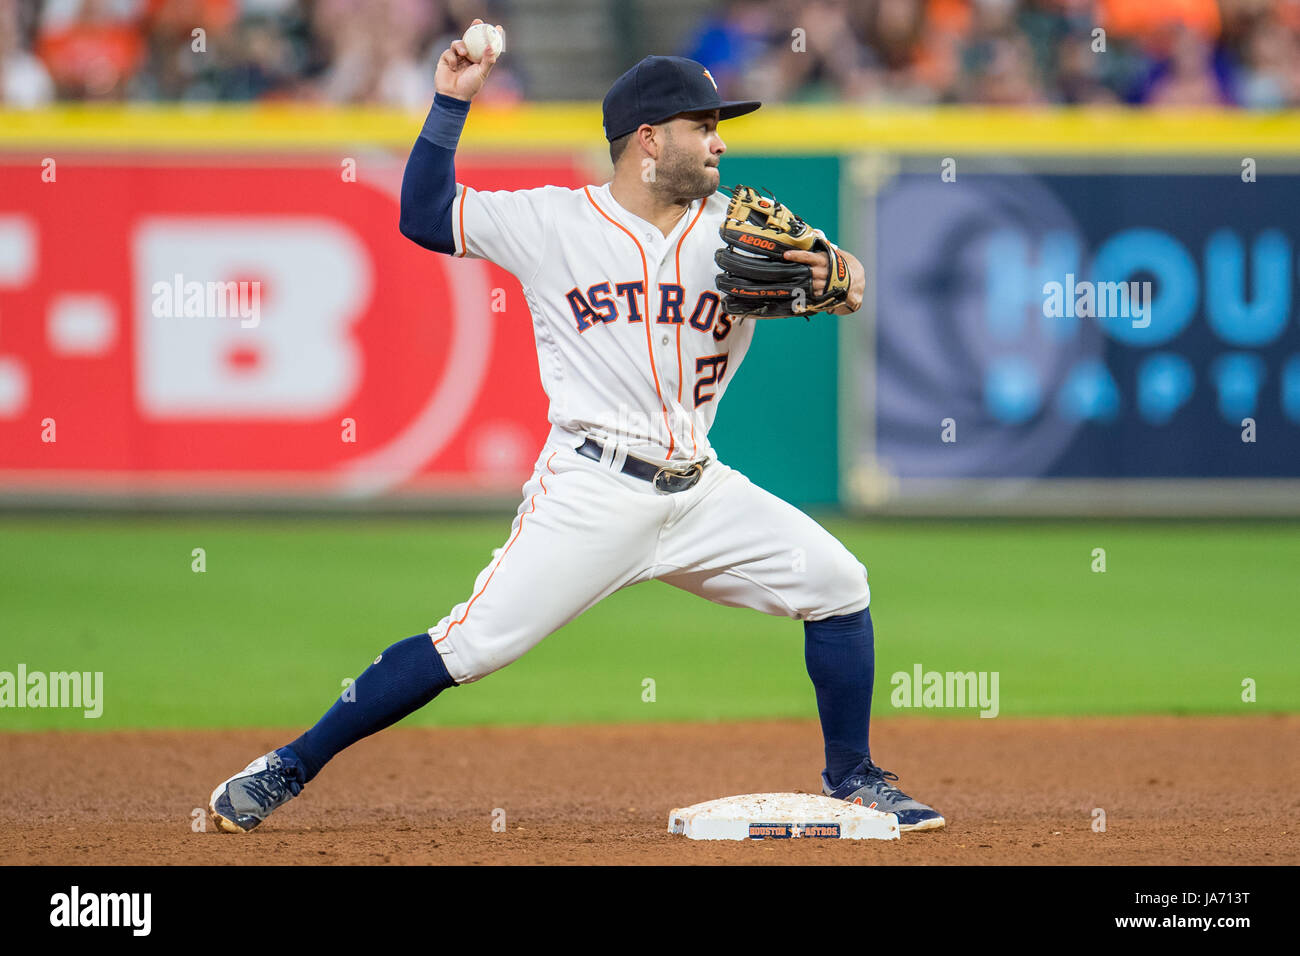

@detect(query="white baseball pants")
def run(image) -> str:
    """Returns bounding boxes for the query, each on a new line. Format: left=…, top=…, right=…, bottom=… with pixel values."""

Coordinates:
left=428, top=428, right=871, bottom=684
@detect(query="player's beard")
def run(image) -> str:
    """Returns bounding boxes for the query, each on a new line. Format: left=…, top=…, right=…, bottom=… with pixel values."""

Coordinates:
left=654, top=136, right=720, bottom=203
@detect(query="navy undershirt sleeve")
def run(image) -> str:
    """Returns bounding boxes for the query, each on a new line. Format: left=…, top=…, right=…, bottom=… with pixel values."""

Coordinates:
left=398, top=93, right=471, bottom=254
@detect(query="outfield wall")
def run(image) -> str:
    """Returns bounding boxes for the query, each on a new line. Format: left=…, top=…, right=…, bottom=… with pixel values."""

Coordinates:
left=2, top=107, right=1298, bottom=512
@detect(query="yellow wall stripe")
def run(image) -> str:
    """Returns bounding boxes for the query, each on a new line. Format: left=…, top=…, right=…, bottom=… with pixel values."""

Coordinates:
left=2, top=104, right=1300, bottom=153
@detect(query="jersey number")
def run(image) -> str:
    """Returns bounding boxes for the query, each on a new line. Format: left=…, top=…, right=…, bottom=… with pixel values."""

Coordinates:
left=694, top=354, right=729, bottom=408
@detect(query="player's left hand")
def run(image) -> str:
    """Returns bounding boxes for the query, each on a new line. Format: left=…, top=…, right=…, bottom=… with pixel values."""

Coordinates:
left=784, top=247, right=865, bottom=315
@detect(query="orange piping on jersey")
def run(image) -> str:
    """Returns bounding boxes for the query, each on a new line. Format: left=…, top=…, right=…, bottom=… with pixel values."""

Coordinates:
left=584, top=186, right=675, bottom=458
left=435, top=452, right=557, bottom=647
left=674, top=322, right=684, bottom=452
left=674, top=200, right=707, bottom=458
left=456, top=187, right=468, bottom=257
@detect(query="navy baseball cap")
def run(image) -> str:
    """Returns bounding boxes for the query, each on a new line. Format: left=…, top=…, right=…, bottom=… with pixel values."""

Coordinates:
left=602, top=56, right=761, bottom=142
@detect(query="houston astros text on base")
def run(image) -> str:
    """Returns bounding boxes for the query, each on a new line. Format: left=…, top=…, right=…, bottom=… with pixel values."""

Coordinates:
left=207, top=20, right=945, bottom=836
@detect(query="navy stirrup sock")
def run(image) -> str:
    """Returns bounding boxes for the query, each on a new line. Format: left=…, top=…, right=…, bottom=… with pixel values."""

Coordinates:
left=285, top=633, right=457, bottom=783
left=804, top=607, right=875, bottom=787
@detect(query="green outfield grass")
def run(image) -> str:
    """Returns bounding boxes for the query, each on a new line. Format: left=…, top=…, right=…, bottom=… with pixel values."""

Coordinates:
left=1, top=516, right=1295, bottom=730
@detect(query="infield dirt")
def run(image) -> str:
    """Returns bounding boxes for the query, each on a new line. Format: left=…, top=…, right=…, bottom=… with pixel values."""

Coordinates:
left=2, top=715, right=1295, bottom=865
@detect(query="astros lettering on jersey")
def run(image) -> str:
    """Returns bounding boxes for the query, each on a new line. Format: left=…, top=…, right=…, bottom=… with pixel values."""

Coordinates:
left=451, top=182, right=746, bottom=463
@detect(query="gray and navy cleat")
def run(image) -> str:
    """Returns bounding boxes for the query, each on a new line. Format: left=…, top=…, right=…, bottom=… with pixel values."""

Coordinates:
left=208, top=748, right=306, bottom=833
left=822, top=758, right=946, bottom=832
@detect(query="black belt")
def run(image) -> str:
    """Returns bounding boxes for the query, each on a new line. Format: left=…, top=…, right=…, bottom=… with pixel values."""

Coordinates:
left=575, top=438, right=707, bottom=494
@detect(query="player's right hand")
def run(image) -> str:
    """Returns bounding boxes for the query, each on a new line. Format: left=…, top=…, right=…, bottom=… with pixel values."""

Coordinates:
left=435, top=18, right=503, bottom=103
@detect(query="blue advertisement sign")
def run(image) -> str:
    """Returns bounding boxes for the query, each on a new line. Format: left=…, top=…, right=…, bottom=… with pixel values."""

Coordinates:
left=864, top=164, right=1300, bottom=480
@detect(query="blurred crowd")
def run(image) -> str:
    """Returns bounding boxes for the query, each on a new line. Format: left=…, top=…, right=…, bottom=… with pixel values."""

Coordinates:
left=0, top=0, right=521, bottom=107
left=3, top=0, right=1300, bottom=108
left=688, top=0, right=1300, bottom=107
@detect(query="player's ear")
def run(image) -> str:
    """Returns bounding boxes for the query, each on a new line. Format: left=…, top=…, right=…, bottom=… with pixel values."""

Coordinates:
left=637, top=123, right=660, bottom=159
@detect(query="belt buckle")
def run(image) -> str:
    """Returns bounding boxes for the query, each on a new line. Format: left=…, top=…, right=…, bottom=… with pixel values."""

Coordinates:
left=652, top=461, right=704, bottom=494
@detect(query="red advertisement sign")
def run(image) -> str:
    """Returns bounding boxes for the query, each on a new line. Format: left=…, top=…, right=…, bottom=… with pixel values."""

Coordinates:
left=0, top=154, right=586, bottom=497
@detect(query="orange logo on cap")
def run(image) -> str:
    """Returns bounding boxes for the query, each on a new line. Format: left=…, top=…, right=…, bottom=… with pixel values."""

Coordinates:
left=702, top=68, right=717, bottom=91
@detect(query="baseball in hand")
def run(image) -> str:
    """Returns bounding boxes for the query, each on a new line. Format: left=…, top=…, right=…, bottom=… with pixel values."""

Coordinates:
left=462, top=23, right=504, bottom=63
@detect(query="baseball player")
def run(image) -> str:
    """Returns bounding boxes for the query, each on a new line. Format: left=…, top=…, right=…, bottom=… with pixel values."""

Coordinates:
left=209, top=21, right=944, bottom=834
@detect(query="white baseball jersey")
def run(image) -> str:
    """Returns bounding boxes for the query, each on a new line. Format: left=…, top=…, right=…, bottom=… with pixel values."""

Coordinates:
left=450, top=181, right=751, bottom=464
left=425, top=177, right=870, bottom=685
